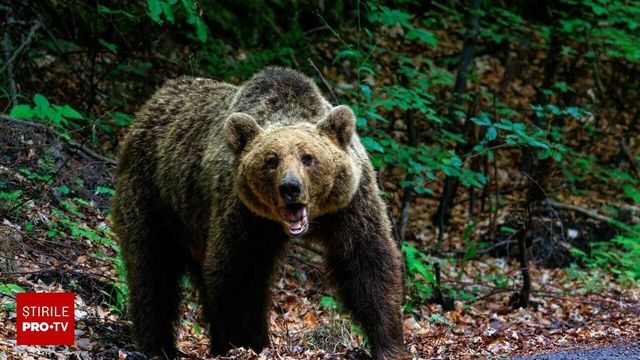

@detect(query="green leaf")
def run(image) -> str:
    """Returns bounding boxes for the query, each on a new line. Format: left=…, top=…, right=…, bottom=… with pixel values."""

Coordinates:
left=360, top=84, right=372, bottom=103
left=470, top=114, right=491, bottom=127
left=528, top=139, right=549, bottom=149
left=48, top=110, right=64, bottom=126
left=486, top=127, right=497, bottom=141
left=494, top=123, right=510, bottom=132
left=365, top=110, right=387, bottom=123
left=73, top=197, right=92, bottom=207
left=61, top=105, right=83, bottom=119
left=406, top=28, right=437, bottom=46
left=194, top=18, right=207, bottom=42
left=564, top=107, right=583, bottom=119
left=624, top=185, right=640, bottom=203
left=10, top=104, right=34, bottom=119
left=358, top=65, right=376, bottom=75
left=33, top=93, right=50, bottom=114
left=160, top=1, right=175, bottom=23
left=147, top=0, right=163, bottom=23
left=414, top=187, right=433, bottom=195
left=114, top=112, right=133, bottom=126
left=98, top=38, right=117, bottom=53
left=462, top=221, right=476, bottom=243
left=463, top=242, right=477, bottom=260
left=513, top=123, right=526, bottom=132
left=554, top=81, right=573, bottom=93
left=95, top=186, right=116, bottom=196
left=428, top=313, right=450, bottom=325
left=7, top=284, right=25, bottom=292
left=97, top=5, right=110, bottom=13
left=319, top=296, right=340, bottom=311
left=192, top=322, right=202, bottom=334
left=368, top=6, right=411, bottom=27
left=0, top=283, right=26, bottom=297
left=500, top=226, right=518, bottom=234
left=98, top=5, right=137, bottom=20
left=591, top=4, right=608, bottom=15
left=333, top=49, right=359, bottom=63
left=361, top=136, right=385, bottom=153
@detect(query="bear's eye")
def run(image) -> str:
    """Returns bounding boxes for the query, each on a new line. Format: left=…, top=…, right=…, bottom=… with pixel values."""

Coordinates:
left=265, top=155, right=279, bottom=169
left=301, top=154, right=315, bottom=166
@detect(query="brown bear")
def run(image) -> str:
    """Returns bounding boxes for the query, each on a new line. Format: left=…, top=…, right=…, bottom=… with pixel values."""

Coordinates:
left=111, top=67, right=407, bottom=359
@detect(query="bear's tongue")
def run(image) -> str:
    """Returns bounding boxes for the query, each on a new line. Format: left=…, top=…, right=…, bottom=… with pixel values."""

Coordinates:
left=280, top=205, right=308, bottom=236
left=280, top=204, right=306, bottom=222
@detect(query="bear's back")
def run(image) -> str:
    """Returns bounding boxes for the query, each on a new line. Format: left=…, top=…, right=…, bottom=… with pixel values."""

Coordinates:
left=231, top=67, right=332, bottom=128
left=116, top=77, right=238, bottom=226
left=136, top=76, right=237, bottom=131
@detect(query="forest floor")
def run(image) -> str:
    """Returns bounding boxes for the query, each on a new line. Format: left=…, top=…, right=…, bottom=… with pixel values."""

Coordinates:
left=1, top=118, right=640, bottom=360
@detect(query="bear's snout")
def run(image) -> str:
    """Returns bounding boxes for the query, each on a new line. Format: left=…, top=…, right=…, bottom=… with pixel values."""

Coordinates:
left=278, top=177, right=302, bottom=204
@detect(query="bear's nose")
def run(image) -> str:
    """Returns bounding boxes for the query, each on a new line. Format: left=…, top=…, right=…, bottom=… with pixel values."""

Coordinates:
left=279, top=178, right=302, bottom=204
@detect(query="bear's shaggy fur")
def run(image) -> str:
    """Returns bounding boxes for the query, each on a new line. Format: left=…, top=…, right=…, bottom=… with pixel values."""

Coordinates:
left=111, top=67, right=407, bottom=359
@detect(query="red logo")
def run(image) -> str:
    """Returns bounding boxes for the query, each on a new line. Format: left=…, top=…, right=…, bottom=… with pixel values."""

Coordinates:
left=17, top=292, right=75, bottom=345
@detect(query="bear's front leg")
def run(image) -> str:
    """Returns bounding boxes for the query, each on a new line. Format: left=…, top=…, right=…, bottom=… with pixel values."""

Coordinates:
left=319, top=176, right=408, bottom=360
left=201, top=203, right=287, bottom=356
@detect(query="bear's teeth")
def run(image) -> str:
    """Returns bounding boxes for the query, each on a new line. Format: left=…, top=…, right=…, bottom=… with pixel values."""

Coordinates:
left=289, top=222, right=308, bottom=236
left=285, top=211, right=308, bottom=236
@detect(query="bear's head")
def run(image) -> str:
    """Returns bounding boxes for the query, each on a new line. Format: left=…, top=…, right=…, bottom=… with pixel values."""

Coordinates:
left=224, top=105, right=360, bottom=236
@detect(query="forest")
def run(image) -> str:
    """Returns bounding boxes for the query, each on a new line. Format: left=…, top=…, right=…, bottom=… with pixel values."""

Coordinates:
left=1, top=0, right=639, bottom=359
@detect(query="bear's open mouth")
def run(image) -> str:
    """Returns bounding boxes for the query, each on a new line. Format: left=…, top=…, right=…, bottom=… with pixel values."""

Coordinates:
left=279, top=203, right=308, bottom=236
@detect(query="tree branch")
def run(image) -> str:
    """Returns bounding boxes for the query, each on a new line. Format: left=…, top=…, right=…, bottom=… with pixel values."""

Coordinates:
left=616, top=134, right=640, bottom=178
left=0, top=116, right=117, bottom=166
left=0, top=20, right=41, bottom=75
left=398, top=79, right=418, bottom=245
left=546, top=199, right=614, bottom=224
left=307, top=58, right=339, bottom=105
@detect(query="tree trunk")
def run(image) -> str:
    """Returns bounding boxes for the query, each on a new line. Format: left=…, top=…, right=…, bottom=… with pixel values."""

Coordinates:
left=433, top=0, right=482, bottom=250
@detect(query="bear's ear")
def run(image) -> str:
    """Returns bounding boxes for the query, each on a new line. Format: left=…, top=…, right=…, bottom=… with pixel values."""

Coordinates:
left=224, top=112, right=262, bottom=155
left=317, top=105, right=356, bottom=149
